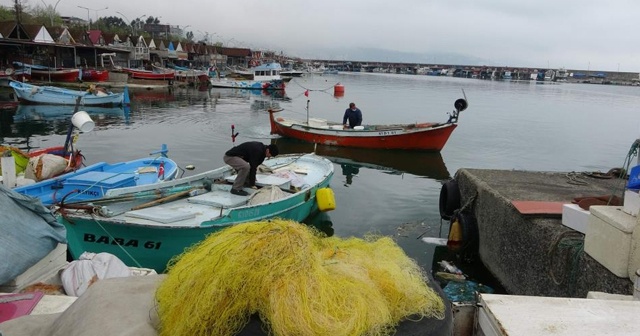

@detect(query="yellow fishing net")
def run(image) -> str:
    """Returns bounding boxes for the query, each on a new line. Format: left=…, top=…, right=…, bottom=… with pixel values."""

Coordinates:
left=155, top=219, right=444, bottom=336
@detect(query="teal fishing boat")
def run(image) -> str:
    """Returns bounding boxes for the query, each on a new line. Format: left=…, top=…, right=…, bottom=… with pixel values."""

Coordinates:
left=56, top=154, right=335, bottom=272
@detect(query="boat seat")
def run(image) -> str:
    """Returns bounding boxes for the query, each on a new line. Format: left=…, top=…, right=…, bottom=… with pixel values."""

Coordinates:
left=65, top=171, right=136, bottom=189
left=187, top=188, right=252, bottom=208
left=224, top=174, right=291, bottom=189
left=125, top=207, right=196, bottom=224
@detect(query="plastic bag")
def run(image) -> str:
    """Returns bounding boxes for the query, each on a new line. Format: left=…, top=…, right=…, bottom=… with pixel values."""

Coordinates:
left=61, top=252, right=131, bottom=296
left=25, top=154, right=68, bottom=181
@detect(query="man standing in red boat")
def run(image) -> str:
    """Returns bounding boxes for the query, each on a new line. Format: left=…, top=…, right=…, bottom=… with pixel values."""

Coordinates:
left=223, top=142, right=279, bottom=196
left=343, top=102, right=363, bottom=129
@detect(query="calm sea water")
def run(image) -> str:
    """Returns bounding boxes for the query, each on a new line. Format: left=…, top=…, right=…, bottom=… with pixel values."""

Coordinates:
left=2, top=74, right=640, bottom=275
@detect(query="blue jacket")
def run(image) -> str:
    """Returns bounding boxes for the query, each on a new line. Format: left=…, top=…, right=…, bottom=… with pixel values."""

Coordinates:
left=343, top=108, right=362, bottom=128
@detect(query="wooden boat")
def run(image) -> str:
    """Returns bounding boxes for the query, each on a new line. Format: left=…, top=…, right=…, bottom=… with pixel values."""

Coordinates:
left=123, top=68, right=175, bottom=80
left=56, top=153, right=335, bottom=272
left=80, top=69, right=109, bottom=82
left=13, top=62, right=80, bottom=83
left=14, top=154, right=179, bottom=206
left=268, top=98, right=468, bottom=151
left=9, top=81, right=125, bottom=107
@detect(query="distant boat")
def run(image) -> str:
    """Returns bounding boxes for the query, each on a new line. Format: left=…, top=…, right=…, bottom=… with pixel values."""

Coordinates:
left=13, top=62, right=80, bottom=83
left=9, top=81, right=125, bottom=107
left=123, top=68, right=175, bottom=80
left=80, top=69, right=109, bottom=82
left=210, top=62, right=286, bottom=90
left=280, top=69, right=304, bottom=77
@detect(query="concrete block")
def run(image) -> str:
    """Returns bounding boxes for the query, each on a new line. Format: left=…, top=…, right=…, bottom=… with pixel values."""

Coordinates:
left=562, top=203, right=590, bottom=234
left=584, top=206, right=638, bottom=277
left=623, top=189, right=640, bottom=216
left=628, top=218, right=640, bottom=281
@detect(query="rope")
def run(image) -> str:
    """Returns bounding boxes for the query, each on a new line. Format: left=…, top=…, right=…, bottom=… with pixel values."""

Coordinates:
left=90, top=212, right=144, bottom=268
left=289, top=78, right=340, bottom=93
left=565, top=172, right=588, bottom=185
left=548, top=231, right=584, bottom=295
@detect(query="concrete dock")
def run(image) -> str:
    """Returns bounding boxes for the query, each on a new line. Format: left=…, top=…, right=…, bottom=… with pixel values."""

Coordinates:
left=454, top=168, right=633, bottom=297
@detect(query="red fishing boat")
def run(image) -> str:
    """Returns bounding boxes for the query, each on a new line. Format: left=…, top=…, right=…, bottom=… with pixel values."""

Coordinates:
left=29, top=68, right=80, bottom=82
left=81, top=69, right=109, bottom=82
left=268, top=98, right=468, bottom=151
left=123, top=68, right=175, bottom=80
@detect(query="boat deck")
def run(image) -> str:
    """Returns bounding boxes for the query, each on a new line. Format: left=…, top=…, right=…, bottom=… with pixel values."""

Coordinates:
left=68, top=155, right=332, bottom=228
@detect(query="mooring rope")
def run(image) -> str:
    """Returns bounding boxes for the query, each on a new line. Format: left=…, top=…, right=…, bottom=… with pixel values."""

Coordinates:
left=548, top=230, right=584, bottom=295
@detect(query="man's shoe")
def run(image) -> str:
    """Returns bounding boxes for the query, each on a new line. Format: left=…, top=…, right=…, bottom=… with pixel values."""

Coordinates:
left=230, top=189, right=249, bottom=196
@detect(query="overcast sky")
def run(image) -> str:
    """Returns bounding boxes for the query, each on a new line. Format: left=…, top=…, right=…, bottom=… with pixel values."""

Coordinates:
left=43, top=0, right=640, bottom=72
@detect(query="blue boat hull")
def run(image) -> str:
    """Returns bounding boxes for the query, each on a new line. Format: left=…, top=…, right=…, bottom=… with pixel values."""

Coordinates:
left=14, top=157, right=178, bottom=206
left=9, top=81, right=124, bottom=106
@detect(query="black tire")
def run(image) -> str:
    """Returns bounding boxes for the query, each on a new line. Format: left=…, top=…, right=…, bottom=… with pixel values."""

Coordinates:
left=439, top=179, right=461, bottom=220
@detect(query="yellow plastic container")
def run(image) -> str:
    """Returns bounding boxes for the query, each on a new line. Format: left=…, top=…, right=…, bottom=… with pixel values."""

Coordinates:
left=316, top=187, right=336, bottom=212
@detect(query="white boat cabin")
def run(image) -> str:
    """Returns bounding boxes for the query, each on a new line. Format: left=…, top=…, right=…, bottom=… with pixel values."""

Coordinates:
left=252, top=62, right=283, bottom=81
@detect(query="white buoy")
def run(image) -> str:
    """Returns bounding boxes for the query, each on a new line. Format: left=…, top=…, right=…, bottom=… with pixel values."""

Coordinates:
left=185, top=165, right=195, bottom=170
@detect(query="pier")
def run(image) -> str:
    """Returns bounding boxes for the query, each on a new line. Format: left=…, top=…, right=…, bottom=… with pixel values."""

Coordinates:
left=453, top=168, right=633, bottom=297
left=300, top=59, right=640, bottom=85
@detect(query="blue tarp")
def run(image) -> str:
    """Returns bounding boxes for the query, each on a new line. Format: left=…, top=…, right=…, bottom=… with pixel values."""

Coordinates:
left=0, top=183, right=67, bottom=284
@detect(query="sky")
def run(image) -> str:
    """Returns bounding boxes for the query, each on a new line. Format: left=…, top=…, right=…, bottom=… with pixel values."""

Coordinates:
left=27, top=0, right=640, bottom=72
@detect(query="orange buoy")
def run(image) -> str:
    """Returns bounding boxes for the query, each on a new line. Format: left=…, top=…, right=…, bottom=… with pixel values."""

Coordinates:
left=333, top=83, right=345, bottom=97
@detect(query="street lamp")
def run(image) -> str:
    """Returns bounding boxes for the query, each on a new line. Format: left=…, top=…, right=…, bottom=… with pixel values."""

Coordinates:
left=77, top=6, right=108, bottom=30
left=115, top=11, right=130, bottom=34
left=41, top=0, right=62, bottom=27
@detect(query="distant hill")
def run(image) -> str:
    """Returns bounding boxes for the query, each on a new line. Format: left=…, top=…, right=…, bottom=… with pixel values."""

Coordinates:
left=286, top=47, right=491, bottom=66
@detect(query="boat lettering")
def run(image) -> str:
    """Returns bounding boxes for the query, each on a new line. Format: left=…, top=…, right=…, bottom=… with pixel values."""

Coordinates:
left=80, top=190, right=100, bottom=197
left=237, top=208, right=260, bottom=219
left=83, top=234, right=162, bottom=249
left=378, top=130, right=397, bottom=136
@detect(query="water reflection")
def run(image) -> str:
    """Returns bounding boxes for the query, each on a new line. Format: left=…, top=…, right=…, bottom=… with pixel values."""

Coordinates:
left=340, top=163, right=360, bottom=186
left=13, top=104, right=128, bottom=123
left=272, top=137, right=451, bottom=180
left=303, top=211, right=334, bottom=237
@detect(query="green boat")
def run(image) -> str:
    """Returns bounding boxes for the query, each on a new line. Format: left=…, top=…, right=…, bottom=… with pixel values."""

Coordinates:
left=57, top=153, right=335, bottom=272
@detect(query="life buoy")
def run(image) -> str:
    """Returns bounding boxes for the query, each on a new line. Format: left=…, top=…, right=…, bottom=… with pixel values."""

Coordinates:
left=439, top=179, right=461, bottom=220
left=447, top=211, right=479, bottom=259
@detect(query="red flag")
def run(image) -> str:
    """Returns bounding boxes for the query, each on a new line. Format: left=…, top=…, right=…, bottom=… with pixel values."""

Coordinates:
left=304, top=90, right=309, bottom=97
left=158, top=162, right=165, bottom=179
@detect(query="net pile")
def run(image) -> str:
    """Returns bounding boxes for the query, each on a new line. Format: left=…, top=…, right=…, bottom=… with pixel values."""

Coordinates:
left=155, top=219, right=444, bottom=336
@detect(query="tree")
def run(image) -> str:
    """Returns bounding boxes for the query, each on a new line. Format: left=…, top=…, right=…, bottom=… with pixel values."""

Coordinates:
left=0, top=6, right=15, bottom=21
left=145, top=16, right=160, bottom=24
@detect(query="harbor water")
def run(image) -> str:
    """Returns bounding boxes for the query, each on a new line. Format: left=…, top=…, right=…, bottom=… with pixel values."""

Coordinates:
left=2, top=73, right=640, bottom=280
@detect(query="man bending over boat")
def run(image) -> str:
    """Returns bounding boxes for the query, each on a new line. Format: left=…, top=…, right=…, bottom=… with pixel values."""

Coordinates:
left=223, top=142, right=279, bottom=196
left=343, top=102, right=363, bottom=129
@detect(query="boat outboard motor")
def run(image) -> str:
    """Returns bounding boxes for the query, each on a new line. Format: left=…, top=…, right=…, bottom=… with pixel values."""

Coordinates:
left=447, top=98, right=468, bottom=123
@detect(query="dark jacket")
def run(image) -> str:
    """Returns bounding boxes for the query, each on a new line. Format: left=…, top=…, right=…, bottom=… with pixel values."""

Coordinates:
left=225, top=141, right=267, bottom=186
left=343, top=108, right=362, bottom=128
